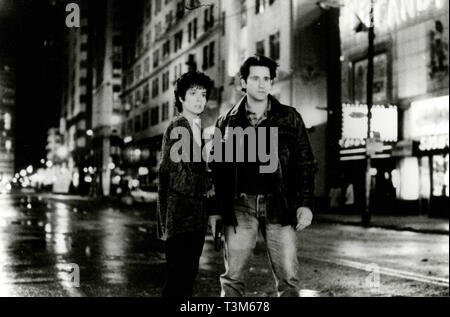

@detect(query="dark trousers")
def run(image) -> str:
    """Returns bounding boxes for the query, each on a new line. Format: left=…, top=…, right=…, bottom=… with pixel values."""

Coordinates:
left=162, top=230, right=206, bottom=297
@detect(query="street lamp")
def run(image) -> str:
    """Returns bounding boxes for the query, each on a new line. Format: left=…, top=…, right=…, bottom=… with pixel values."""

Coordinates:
left=319, top=0, right=376, bottom=225
left=362, top=0, right=375, bottom=226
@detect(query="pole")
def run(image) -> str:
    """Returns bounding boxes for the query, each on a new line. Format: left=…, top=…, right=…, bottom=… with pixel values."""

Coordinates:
left=363, top=0, right=375, bottom=226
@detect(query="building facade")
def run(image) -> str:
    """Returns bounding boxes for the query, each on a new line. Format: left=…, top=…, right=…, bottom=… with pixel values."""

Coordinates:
left=119, top=0, right=331, bottom=205
left=59, top=0, right=93, bottom=194
left=121, top=0, right=223, bottom=188
left=91, top=0, right=124, bottom=196
left=0, top=62, right=15, bottom=183
left=339, top=0, right=449, bottom=215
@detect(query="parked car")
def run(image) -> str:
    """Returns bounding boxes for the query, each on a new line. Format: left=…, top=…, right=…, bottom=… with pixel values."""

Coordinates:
left=130, top=185, right=158, bottom=203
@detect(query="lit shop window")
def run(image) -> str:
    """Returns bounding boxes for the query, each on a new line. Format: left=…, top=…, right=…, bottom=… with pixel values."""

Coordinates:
left=4, top=113, right=11, bottom=130
left=433, top=154, right=449, bottom=197
left=399, top=157, right=420, bottom=200
left=5, top=140, right=12, bottom=151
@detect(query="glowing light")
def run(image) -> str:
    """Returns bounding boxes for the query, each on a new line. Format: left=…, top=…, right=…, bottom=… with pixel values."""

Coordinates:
left=410, top=95, right=449, bottom=139
left=57, top=146, right=69, bottom=159
left=138, top=167, right=149, bottom=176
left=124, top=136, right=133, bottom=144
left=86, top=130, right=94, bottom=136
left=26, top=165, right=33, bottom=174
left=46, top=161, right=53, bottom=168
left=399, top=157, right=420, bottom=200
left=108, top=163, right=116, bottom=170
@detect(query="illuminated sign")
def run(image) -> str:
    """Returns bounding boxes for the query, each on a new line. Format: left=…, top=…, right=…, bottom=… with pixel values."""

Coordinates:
left=419, top=134, right=449, bottom=151
left=341, top=0, right=447, bottom=36
left=410, top=95, right=449, bottom=139
left=340, top=103, right=398, bottom=148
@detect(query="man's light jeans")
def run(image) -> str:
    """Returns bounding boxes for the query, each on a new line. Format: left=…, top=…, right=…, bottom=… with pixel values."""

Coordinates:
left=220, top=194, right=301, bottom=297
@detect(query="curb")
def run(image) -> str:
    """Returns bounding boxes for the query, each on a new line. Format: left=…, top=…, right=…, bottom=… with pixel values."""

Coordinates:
left=315, top=218, right=449, bottom=235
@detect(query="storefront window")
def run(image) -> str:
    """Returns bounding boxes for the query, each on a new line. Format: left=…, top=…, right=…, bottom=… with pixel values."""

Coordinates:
left=433, top=154, right=449, bottom=197
left=419, top=157, right=431, bottom=199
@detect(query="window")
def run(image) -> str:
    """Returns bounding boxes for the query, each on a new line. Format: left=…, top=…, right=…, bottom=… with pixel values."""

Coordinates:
left=162, top=71, right=170, bottom=92
left=142, top=110, right=149, bottom=130
left=135, top=89, right=142, bottom=107
left=128, top=70, right=134, bottom=86
left=269, top=31, right=280, bottom=60
left=255, top=0, right=266, bottom=14
left=145, top=0, right=152, bottom=24
left=176, top=0, right=185, bottom=20
left=151, top=106, right=160, bottom=126
left=193, top=18, right=198, bottom=39
left=204, top=6, right=214, bottom=31
left=145, top=31, right=151, bottom=49
left=202, top=42, right=215, bottom=70
left=153, top=49, right=160, bottom=68
left=113, top=85, right=121, bottom=103
left=188, top=22, right=192, bottom=43
left=152, top=78, right=159, bottom=98
left=135, top=64, right=142, bottom=82
left=163, top=40, right=171, bottom=60
left=209, top=41, right=215, bottom=67
left=240, top=0, right=247, bottom=28
left=143, top=84, right=149, bottom=103
left=256, top=40, right=265, bottom=56
left=162, top=102, right=170, bottom=121
left=203, top=45, right=209, bottom=70
left=144, top=57, right=150, bottom=75
left=134, top=115, right=141, bottom=132
left=174, top=31, right=183, bottom=52
left=165, top=11, right=173, bottom=29
left=113, top=61, right=122, bottom=78
left=155, top=22, right=162, bottom=40
left=155, top=0, right=162, bottom=15
left=127, top=118, right=133, bottom=133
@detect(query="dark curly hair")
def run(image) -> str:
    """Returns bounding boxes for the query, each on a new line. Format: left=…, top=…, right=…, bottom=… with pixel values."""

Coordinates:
left=239, top=55, right=278, bottom=82
left=174, top=71, right=213, bottom=113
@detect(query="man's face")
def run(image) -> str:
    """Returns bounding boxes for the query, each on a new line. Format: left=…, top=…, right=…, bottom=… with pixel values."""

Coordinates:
left=241, top=66, right=272, bottom=101
left=181, top=86, right=208, bottom=116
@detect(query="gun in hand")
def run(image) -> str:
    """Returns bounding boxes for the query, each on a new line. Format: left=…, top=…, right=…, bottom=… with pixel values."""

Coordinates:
left=214, top=219, right=223, bottom=252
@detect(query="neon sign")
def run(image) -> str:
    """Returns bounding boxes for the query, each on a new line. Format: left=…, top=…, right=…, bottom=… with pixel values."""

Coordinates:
left=340, top=103, right=398, bottom=149
left=341, top=0, right=447, bottom=36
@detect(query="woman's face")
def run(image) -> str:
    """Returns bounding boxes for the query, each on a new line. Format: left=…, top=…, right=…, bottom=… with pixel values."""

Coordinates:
left=181, top=86, right=208, bottom=116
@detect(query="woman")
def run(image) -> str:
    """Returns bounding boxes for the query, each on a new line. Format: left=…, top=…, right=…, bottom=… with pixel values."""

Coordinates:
left=157, top=71, right=214, bottom=297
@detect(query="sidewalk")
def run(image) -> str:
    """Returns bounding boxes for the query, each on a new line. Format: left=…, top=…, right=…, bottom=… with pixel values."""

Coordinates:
left=15, top=192, right=449, bottom=235
left=315, top=213, right=449, bottom=235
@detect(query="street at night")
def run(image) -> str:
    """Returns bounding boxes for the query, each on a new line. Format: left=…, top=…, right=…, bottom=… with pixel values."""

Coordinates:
left=0, top=0, right=449, bottom=301
left=0, top=193, right=447, bottom=297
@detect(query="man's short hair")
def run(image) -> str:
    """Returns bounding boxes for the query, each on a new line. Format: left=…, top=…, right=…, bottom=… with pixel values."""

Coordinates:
left=239, top=55, right=279, bottom=81
left=174, top=71, right=213, bottom=113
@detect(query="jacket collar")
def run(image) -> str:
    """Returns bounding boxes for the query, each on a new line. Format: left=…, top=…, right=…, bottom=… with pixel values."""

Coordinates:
left=228, top=94, right=282, bottom=117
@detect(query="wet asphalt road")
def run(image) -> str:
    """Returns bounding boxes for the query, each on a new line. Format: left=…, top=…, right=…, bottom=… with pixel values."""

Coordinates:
left=0, top=193, right=448, bottom=297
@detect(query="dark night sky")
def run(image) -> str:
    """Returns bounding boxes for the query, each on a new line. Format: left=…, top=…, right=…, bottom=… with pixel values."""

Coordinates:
left=1, top=0, right=63, bottom=171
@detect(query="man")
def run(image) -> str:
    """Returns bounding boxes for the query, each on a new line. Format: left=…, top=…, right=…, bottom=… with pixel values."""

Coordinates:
left=209, top=55, right=316, bottom=297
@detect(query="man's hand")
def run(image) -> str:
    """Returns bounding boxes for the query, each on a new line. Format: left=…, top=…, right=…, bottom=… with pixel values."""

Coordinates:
left=296, top=207, right=313, bottom=231
left=208, top=215, right=223, bottom=237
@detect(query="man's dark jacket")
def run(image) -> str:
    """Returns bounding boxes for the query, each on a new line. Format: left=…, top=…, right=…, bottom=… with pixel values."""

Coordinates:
left=209, top=95, right=317, bottom=228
